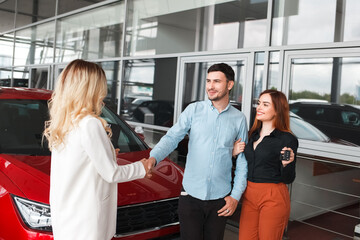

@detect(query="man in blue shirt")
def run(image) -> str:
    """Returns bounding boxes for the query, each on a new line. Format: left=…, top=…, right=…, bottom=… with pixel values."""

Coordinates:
left=146, top=63, right=248, bottom=240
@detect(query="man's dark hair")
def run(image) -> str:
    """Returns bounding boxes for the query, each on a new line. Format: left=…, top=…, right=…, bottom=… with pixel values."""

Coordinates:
left=207, top=63, right=235, bottom=81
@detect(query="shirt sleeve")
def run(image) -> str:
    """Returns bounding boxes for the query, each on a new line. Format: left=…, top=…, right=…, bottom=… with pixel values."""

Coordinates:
left=281, top=133, right=299, bottom=184
left=80, top=117, right=146, bottom=183
left=149, top=104, right=194, bottom=164
left=230, top=115, right=248, bottom=201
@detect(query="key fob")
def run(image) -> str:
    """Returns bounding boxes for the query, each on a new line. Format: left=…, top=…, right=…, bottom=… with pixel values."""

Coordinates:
left=280, top=150, right=291, bottom=161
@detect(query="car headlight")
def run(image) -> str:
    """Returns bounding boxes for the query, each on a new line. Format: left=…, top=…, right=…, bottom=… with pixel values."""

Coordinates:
left=12, top=195, right=52, bottom=232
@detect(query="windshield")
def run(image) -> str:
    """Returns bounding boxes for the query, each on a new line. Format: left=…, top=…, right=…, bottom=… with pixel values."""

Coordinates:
left=0, top=99, right=146, bottom=155
left=290, top=113, right=330, bottom=142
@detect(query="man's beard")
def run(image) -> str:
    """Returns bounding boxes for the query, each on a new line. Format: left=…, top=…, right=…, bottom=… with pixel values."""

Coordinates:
left=207, top=90, right=227, bottom=102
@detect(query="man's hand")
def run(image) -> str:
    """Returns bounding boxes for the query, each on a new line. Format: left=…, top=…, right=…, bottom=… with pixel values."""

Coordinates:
left=217, top=196, right=238, bottom=217
left=140, top=157, right=156, bottom=178
left=148, top=157, right=156, bottom=168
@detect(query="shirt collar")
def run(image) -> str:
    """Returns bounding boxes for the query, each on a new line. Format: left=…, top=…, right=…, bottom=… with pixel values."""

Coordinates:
left=270, top=128, right=283, bottom=137
left=206, top=99, right=231, bottom=112
left=252, top=128, right=282, bottom=139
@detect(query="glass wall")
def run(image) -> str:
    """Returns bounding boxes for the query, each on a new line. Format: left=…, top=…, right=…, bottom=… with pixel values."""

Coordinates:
left=0, top=0, right=15, bottom=33
left=288, top=57, right=360, bottom=146
left=30, top=67, right=48, bottom=89
left=344, top=0, right=360, bottom=42
left=125, top=0, right=268, bottom=56
left=99, top=61, right=121, bottom=113
left=121, top=58, right=177, bottom=127
left=268, top=51, right=280, bottom=90
left=55, top=2, right=125, bottom=62
left=16, top=0, right=56, bottom=28
left=272, top=0, right=337, bottom=45
left=12, top=66, right=29, bottom=87
left=272, top=0, right=360, bottom=45
left=0, top=67, right=12, bottom=86
left=289, top=157, right=360, bottom=239
left=14, top=22, right=55, bottom=65
left=253, top=52, right=265, bottom=100
left=58, top=0, right=106, bottom=15
left=0, top=34, right=14, bottom=67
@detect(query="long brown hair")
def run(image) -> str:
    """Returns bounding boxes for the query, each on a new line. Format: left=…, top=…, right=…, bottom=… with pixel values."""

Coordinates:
left=248, top=89, right=291, bottom=137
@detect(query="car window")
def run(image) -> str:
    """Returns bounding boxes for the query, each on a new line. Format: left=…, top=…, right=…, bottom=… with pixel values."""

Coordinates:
left=291, top=105, right=340, bottom=123
left=341, top=111, right=360, bottom=126
left=0, top=99, right=50, bottom=155
left=0, top=99, right=146, bottom=155
left=290, top=113, right=330, bottom=142
left=290, top=103, right=360, bottom=145
left=100, top=107, right=146, bottom=153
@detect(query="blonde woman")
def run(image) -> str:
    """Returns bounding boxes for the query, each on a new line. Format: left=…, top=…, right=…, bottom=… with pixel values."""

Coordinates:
left=43, top=59, right=152, bottom=240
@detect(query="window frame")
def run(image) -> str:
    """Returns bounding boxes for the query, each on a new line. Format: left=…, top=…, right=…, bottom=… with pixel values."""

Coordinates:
left=283, top=48, right=360, bottom=163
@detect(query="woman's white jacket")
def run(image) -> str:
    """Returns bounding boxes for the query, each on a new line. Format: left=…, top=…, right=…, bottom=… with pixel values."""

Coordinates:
left=50, top=116, right=145, bottom=240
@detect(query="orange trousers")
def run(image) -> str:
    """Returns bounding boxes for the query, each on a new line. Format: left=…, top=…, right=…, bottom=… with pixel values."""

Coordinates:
left=238, top=181, right=290, bottom=240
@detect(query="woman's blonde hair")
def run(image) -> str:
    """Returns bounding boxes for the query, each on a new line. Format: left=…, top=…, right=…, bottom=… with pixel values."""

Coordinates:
left=43, top=59, right=111, bottom=150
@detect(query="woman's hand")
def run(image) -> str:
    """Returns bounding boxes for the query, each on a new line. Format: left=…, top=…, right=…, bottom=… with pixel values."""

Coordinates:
left=232, top=138, right=245, bottom=157
left=140, top=157, right=156, bottom=178
left=280, top=147, right=295, bottom=167
left=115, top=148, right=120, bottom=155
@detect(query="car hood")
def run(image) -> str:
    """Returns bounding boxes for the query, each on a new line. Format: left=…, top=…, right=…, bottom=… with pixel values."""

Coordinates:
left=0, top=149, right=183, bottom=205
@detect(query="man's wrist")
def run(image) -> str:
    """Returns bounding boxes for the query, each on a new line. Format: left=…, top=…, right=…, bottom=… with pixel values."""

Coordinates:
left=230, top=193, right=241, bottom=202
left=149, top=156, right=157, bottom=166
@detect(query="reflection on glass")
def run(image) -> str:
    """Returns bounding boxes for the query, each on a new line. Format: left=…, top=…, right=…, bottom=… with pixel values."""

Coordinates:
left=0, top=0, right=15, bottom=32
left=249, top=52, right=265, bottom=125
left=14, top=22, right=55, bottom=65
left=183, top=60, right=245, bottom=109
left=99, top=61, right=120, bottom=113
left=340, top=58, right=360, bottom=105
left=253, top=52, right=265, bottom=100
left=16, top=0, right=55, bottom=28
left=272, top=0, right=336, bottom=45
left=289, top=58, right=333, bottom=101
left=0, top=68, right=12, bottom=86
left=12, top=67, right=29, bottom=87
left=100, top=106, right=146, bottom=152
left=289, top=57, right=360, bottom=146
left=58, top=0, right=106, bottom=15
left=0, top=34, right=14, bottom=67
left=122, top=58, right=177, bottom=127
left=125, top=0, right=268, bottom=56
left=290, top=112, right=330, bottom=142
left=268, top=51, right=280, bottom=90
left=55, top=2, right=124, bottom=62
left=289, top=158, right=360, bottom=239
left=344, top=0, right=360, bottom=42
left=133, top=126, right=186, bottom=165
left=30, top=68, right=48, bottom=89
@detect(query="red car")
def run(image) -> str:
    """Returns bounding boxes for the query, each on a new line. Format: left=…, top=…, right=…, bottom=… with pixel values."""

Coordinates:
left=0, top=87, right=183, bottom=240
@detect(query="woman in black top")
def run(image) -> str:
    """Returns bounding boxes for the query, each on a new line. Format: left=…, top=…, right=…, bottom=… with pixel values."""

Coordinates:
left=234, top=89, right=298, bottom=240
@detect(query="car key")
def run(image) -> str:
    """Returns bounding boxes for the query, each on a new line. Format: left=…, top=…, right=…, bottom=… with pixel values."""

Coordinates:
left=280, top=150, right=291, bottom=161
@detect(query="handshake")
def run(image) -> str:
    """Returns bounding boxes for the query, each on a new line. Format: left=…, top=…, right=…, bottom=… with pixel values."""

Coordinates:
left=115, top=149, right=155, bottom=178
left=140, top=157, right=156, bottom=178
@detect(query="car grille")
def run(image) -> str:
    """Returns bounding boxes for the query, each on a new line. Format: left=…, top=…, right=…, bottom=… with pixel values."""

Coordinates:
left=115, top=198, right=179, bottom=237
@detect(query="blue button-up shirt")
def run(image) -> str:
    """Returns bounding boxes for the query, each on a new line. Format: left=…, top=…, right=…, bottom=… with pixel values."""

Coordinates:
left=150, top=100, right=248, bottom=201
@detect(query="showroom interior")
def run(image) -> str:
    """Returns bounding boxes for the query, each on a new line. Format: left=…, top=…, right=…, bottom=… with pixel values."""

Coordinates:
left=0, top=0, right=359, bottom=239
